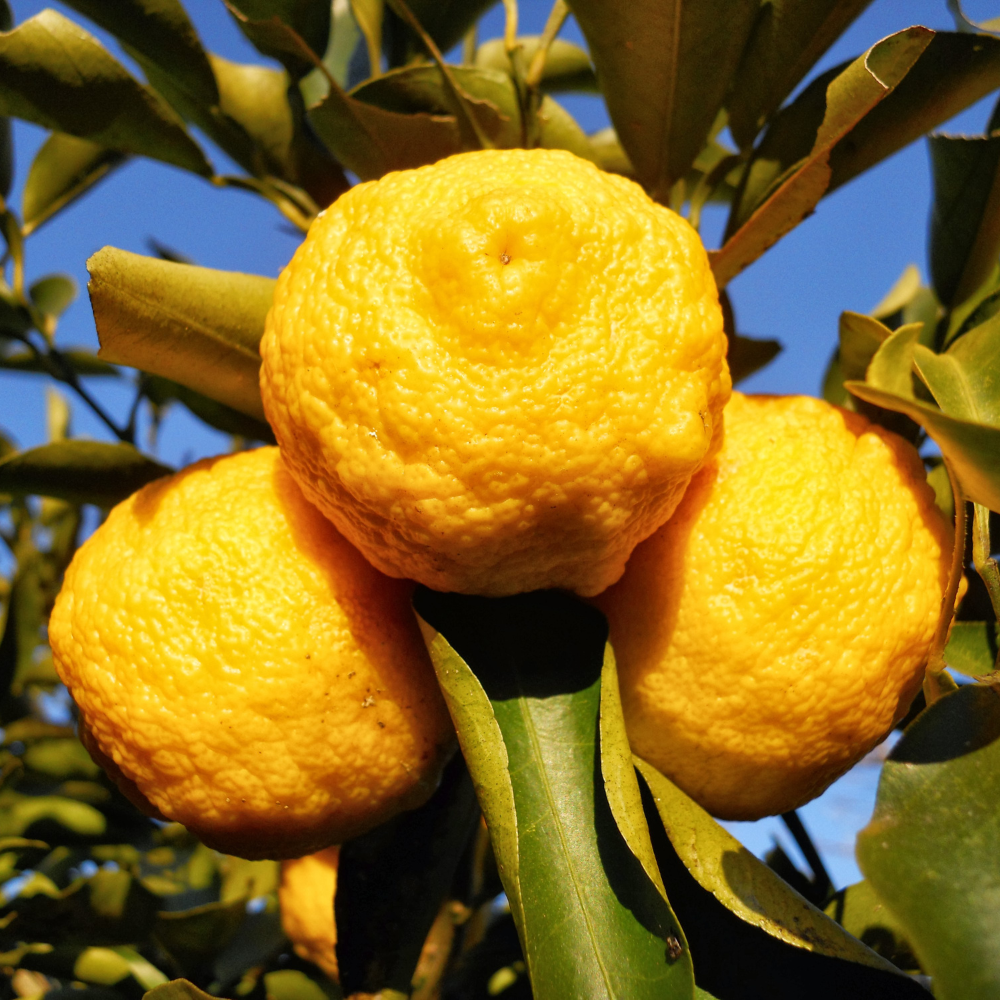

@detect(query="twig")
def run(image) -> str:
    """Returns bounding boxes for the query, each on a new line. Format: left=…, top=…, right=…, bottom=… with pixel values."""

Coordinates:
left=780, top=811, right=832, bottom=902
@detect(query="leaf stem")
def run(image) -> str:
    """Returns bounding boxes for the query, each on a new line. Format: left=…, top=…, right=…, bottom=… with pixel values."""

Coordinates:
left=780, top=810, right=832, bottom=903
left=972, top=503, right=1000, bottom=621
left=525, top=0, right=569, bottom=90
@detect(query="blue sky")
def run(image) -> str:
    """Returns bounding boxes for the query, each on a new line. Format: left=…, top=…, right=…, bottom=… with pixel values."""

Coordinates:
left=2, top=0, right=994, bottom=886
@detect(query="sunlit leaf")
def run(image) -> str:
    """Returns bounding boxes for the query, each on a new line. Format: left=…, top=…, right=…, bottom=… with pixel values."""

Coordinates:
left=335, top=753, right=479, bottom=996
left=22, top=133, right=126, bottom=236
left=569, top=0, right=760, bottom=201
left=415, top=589, right=695, bottom=1000
left=714, top=28, right=932, bottom=286
left=0, top=441, right=172, bottom=507
left=0, top=11, right=210, bottom=175
left=828, top=32, right=1000, bottom=193
left=0, top=793, right=105, bottom=838
left=946, top=621, right=999, bottom=676
left=727, top=0, right=874, bottom=150
left=824, top=880, right=922, bottom=972
left=22, top=740, right=101, bottom=780
left=88, top=247, right=273, bottom=421
left=475, top=36, right=597, bottom=93
left=857, top=684, right=1000, bottom=1000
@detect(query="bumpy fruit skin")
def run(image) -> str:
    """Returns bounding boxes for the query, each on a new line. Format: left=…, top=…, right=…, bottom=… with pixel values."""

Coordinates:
left=261, top=148, right=730, bottom=597
left=596, top=393, right=953, bottom=820
left=279, top=847, right=340, bottom=980
left=50, top=448, right=453, bottom=860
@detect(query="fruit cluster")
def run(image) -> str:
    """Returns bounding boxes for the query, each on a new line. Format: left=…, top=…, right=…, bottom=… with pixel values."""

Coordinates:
left=50, top=150, right=952, bottom=866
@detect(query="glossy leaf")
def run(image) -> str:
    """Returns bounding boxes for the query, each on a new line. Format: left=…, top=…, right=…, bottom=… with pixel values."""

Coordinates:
left=60, top=0, right=218, bottom=111
left=946, top=621, right=999, bottom=676
left=0, top=441, right=171, bottom=507
left=727, top=0, right=874, bottom=150
left=715, top=28, right=932, bottom=286
left=224, top=0, right=330, bottom=80
left=929, top=133, right=1000, bottom=308
left=414, top=589, right=695, bottom=1000
left=22, top=133, right=127, bottom=236
left=0, top=11, right=210, bottom=176
left=142, top=375, right=275, bottom=443
left=857, top=684, right=1000, bottom=999
left=335, top=753, right=479, bottom=996
left=635, top=759, right=902, bottom=971
left=637, top=763, right=930, bottom=998
left=88, top=247, right=273, bottom=421
left=384, top=0, right=496, bottom=67
left=568, top=0, right=758, bottom=201
left=828, top=32, right=1000, bottom=193
left=475, top=36, right=598, bottom=93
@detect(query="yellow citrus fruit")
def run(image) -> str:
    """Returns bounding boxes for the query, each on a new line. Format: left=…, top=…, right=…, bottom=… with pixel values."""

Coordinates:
left=261, top=148, right=730, bottom=597
left=50, top=447, right=453, bottom=859
left=279, top=846, right=340, bottom=981
left=596, top=393, right=954, bottom=820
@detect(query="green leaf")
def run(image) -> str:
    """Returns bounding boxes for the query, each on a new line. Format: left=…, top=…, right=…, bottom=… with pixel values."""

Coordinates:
left=384, top=0, right=496, bottom=67
left=828, top=32, right=1000, bottom=193
left=928, top=133, right=1000, bottom=308
left=335, top=753, right=480, bottom=996
left=0, top=441, right=172, bottom=507
left=567, top=0, right=759, bottom=201
left=727, top=333, right=782, bottom=384
left=726, top=0, right=875, bottom=150
left=475, top=37, right=598, bottom=93
left=143, top=979, right=217, bottom=1000
left=824, top=881, right=922, bottom=972
left=88, top=247, right=273, bottom=421
left=414, top=589, right=695, bottom=1000
left=857, top=684, right=1000, bottom=999
left=142, top=375, right=275, bottom=443
left=0, top=793, right=106, bottom=838
left=29, top=274, right=76, bottom=319
left=636, top=763, right=931, bottom=998
left=946, top=621, right=998, bottom=676
left=635, top=759, right=904, bottom=972
left=0, top=348, right=119, bottom=377
left=714, top=28, right=933, bottom=286
left=60, top=0, right=219, bottom=112
left=153, top=899, right=247, bottom=981
left=838, top=311, right=892, bottom=382
left=225, top=0, right=331, bottom=80
left=588, top=128, right=635, bottom=177
left=0, top=11, right=210, bottom=176
left=913, top=312, right=1000, bottom=426
left=22, top=133, right=126, bottom=236
left=22, top=739, right=101, bottom=779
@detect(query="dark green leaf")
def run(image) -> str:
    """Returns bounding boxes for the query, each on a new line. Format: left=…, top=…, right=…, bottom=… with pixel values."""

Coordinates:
left=384, top=0, right=496, bottom=67
left=475, top=37, right=598, bottom=93
left=335, top=753, right=479, bottom=996
left=727, top=0, right=875, bottom=150
left=588, top=128, right=635, bottom=177
left=637, top=765, right=930, bottom=998
left=415, top=589, right=695, bottom=1000
left=0, top=441, right=172, bottom=507
left=0, top=11, right=210, bottom=176
left=142, top=376, right=275, bottom=442
left=60, top=0, right=219, bottom=111
left=153, top=899, right=246, bottom=981
left=715, top=28, right=933, bottom=286
left=727, top=333, right=782, bottom=384
left=838, top=311, right=892, bottom=381
left=29, top=274, right=76, bottom=318
left=824, top=881, right=922, bottom=973
left=946, top=621, right=999, bottom=676
left=224, top=0, right=331, bottom=80
left=22, top=133, right=127, bottom=236
left=568, top=0, right=758, bottom=201
left=929, top=133, right=1000, bottom=308
left=0, top=348, right=119, bottom=377
left=88, top=247, right=273, bottom=421
left=857, top=684, right=1000, bottom=999
left=828, top=32, right=1000, bottom=193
